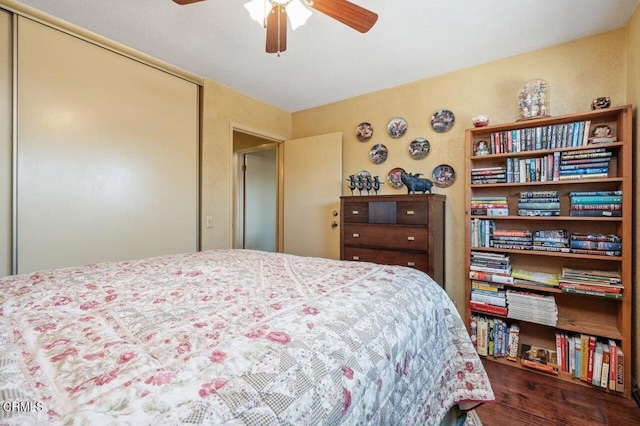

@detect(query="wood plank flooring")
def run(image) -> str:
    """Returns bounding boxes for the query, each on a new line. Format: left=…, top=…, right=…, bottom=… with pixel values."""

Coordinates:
left=475, top=360, right=640, bottom=425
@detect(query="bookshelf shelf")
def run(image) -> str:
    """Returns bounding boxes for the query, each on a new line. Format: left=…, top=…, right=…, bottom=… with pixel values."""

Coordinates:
left=465, top=105, right=633, bottom=397
left=471, top=215, right=623, bottom=222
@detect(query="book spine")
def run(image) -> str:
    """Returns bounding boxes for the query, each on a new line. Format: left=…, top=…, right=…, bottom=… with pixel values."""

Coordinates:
left=616, top=349, right=624, bottom=392
left=570, top=196, right=622, bottom=204
left=608, top=340, right=617, bottom=390
left=469, top=301, right=508, bottom=316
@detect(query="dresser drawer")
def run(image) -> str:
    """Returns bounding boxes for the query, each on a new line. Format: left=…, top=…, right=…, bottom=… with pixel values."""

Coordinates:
left=343, top=224, right=429, bottom=251
left=396, top=201, right=429, bottom=225
left=343, top=247, right=429, bottom=272
left=343, top=202, right=369, bottom=223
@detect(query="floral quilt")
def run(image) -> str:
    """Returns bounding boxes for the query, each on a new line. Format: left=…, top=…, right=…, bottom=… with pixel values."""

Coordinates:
left=0, top=249, right=493, bottom=425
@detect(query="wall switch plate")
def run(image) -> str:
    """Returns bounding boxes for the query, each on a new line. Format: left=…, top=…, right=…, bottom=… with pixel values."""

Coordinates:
left=205, top=215, right=213, bottom=228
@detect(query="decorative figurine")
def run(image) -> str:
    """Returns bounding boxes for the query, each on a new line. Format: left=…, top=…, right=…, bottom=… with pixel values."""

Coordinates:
left=356, top=175, right=365, bottom=195
left=517, top=79, right=549, bottom=120
left=591, top=97, right=611, bottom=110
left=399, top=171, right=433, bottom=194
left=346, top=175, right=357, bottom=195
left=372, top=176, right=384, bottom=195
left=364, top=176, right=373, bottom=195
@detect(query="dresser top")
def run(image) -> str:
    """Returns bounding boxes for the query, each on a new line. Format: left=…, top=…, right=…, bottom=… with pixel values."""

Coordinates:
left=341, top=194, right=446, bottom=202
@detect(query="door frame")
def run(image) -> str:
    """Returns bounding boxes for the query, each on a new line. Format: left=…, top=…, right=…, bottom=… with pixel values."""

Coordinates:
left=235, top=145, right=279, bottom=251
left=229, top=123, right=285, bottom=252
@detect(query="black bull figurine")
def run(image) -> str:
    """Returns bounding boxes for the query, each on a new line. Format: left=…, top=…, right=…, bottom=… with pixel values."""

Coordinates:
left=400, top=171, right=433, bottom=194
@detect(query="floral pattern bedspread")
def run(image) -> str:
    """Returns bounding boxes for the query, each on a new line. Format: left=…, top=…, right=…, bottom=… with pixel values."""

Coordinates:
left=0, top=249, right=493, bottom=425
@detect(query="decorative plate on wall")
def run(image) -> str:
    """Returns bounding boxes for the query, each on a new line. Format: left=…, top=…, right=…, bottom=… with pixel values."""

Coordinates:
left=431, top=109, right=455, bottom=133
left=357, top=170, right=371, bottom=180
left=369, top=143, right=388, bottom=164
left=387, top=117, right=408, bottom=138
left=356, top=122, right=373, bottom=142
left=386, top=167, right=406, bottom=189
left=409, top=137, right=430, bottom=160
left=431, top=164, right=456, bottom=187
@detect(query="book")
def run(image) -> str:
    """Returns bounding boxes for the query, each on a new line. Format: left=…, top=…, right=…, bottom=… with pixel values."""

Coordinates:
left=520, top=358, right=559, bottom=375
left=592, top=342, right=604, bottom=386
left=520, top=343, right=559, bottom=375
left=506, top=324, right=519, bottom=361
left=569, top=210, right=622, bottom=217
left=470, top=301, right=508, bottom=316
left=477, top=317, right=488, bottom=356
left=580, top=334, right=590, bottom=381
left=616, top=348, right=624, bottom=392
left=600, top=344, right=610, bottom=388
left=511, top=268, right=559, bottom=287
left=586, top=335, right=596, bottom=384
left=574, top=337, right=582, bottom=379
left=570, top=195, right=623, bottom=204
left=608, top=340, right=617, bottom=390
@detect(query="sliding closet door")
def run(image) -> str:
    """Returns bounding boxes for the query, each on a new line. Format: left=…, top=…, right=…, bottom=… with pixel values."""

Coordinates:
left=16, top=17, right=198, bottom=274
left=0, top=11, right=11, bottom=277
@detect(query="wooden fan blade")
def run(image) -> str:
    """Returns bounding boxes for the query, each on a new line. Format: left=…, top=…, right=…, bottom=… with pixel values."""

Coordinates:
left=309, top=0, right=378, bottom=33
left=266, top=5, right=287, bottom=54
left=173, top=0, right=206, bottom=4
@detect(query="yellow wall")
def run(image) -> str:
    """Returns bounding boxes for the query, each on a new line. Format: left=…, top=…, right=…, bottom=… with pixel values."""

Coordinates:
left=292, top=28, right=628, bottom=311
left=625, top=2, right=640, bottom=393
left=200, top=80, right=291, bottom=250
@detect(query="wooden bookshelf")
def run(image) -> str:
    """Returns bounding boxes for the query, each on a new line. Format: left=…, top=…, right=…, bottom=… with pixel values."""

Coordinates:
left=464, top=105, right=633, bottom=397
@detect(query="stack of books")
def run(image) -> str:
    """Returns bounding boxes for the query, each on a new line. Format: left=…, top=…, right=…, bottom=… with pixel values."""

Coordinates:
left=559, top=267, right=623, bottom=299
left=569, top=190, right=622, bottom=217
left=532, top=229, right=569, bottom=253
left=511, top=267, right=559, bottom=289
left=569, top=233, right=622, bottom=256
left=471, top=281, right=507, bottom=310
left=471, top=166, right=507, bottom=184
left=558, top=148, right=612, bottom=180
left=470, top=196, right=509, bottom=216
left=490, top=229, right=532, bottom=250
left=506, top=290, right=558, bottom=326
left=469, top=251, right=511, bottom=316
left=517, top=190, right=560, bottom=216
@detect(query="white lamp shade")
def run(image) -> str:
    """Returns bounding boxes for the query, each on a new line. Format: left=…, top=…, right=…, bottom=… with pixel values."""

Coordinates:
left=244, top=0, right=311, bottom=30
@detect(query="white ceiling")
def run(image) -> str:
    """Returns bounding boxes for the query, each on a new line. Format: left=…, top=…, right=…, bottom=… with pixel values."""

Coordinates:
left=12, top=0, right=640, bottom=112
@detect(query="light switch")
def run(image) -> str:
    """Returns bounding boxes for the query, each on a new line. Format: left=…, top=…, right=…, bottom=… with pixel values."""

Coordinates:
left=205, top=215, right=213, bottom=228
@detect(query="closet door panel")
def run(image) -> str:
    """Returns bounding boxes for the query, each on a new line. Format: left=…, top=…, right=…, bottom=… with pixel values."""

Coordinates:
left=0, top=11, right=11, bottom=277
left=16, top=17, right=198, bottom=273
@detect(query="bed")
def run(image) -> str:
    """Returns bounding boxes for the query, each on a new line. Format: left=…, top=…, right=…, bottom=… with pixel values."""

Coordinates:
left=0, top=249, right=493, bottom=424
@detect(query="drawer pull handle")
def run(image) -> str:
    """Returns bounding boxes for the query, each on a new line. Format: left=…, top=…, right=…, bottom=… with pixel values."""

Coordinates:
left=406, top=210, right=415, bottom=215
left=352, top=256, right=360, bottom=260
left=352, top=210, right=359, bottom=215
left=352, top=233, right=360, bottom=238
left=407, top=261, right=416, bottom=267
left=407, top=236, right=415, bottom=241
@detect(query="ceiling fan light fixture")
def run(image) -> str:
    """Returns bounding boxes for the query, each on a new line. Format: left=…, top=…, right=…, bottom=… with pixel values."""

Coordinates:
left=286, top=0, right=312, bottom=30
left=244, top=0, right=270, bottom=27
left=244, top=0, right=310, bottom=30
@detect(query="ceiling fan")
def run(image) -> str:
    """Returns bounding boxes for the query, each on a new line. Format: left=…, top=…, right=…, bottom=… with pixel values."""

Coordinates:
left=173, top=0, right=378, bottom=54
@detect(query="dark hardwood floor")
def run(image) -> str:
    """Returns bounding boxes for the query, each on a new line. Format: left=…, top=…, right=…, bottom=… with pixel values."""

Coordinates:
left=475, top=360, right=640, bottom=425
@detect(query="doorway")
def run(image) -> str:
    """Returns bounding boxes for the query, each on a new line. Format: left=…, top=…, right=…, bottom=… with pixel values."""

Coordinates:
left=233, top=130, right=281, bottom=252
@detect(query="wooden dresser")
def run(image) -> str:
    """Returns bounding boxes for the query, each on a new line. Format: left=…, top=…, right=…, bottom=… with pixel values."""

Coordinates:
left=340, top=194, right=446, bottom=287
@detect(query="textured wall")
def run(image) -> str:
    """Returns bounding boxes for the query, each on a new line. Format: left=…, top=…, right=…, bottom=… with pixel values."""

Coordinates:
left=292, top=28, right=628, bottom=311
left=200, top=80, right=291, bottom=250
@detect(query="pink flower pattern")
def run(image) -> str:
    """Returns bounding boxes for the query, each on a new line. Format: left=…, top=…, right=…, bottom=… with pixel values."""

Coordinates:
left=0, top=249, right=493, bottom=425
